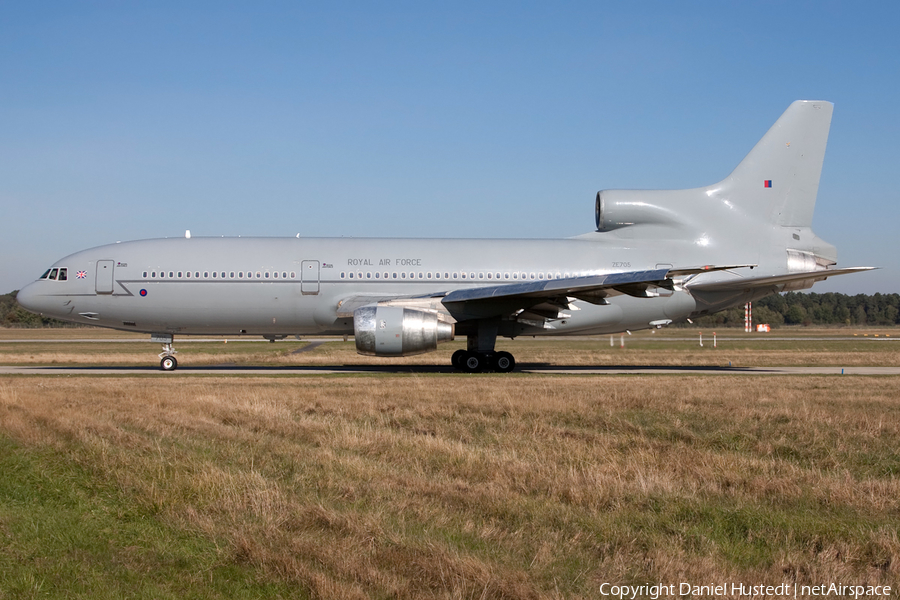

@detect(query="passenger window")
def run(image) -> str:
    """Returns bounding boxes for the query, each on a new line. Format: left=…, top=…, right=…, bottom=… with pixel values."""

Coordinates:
left=470, top=272, right=475, bottom=279
left=274, top=272, right=279, bottom=278
left=349, top=272, right=354, bottom=278
left=230, top=272, right=235, bottom=278
left=401, top=273, right=406, bottom=279
left=186, top=272, right=192, bottom=278
left=392, top=273, right=397, bottom=279
left=212, top=272, right=217, bottom=278
left=168, top=271, right=173, bottom=278
left=290, top=271, right=296, bottom=278
left=151, top=271, right=156, bottom=278
left=204, top=272, right=209, bottom=278
left=195, top=272, right=200, bottom=278
left=461, top=273, right=466, bottom=279
left=452, top=272, right=458, bottom=279
left=539, top=273, right=544, bottom=280
left=504, top=273, right=509, bottom=279
left=178, top=272, right=183, bottom=278
left=143, top=271, right=148, bottom=278
left=375, top=272, right=380, bottom=279
left=486, top=273, right=492, bottom=279
left=366, top=273, right=371, bottom=279
left=282, top=272, right=287, bottom=279
left=427, top=272, right=432, bottom=279
left=256, top=272, right=261, bottom=278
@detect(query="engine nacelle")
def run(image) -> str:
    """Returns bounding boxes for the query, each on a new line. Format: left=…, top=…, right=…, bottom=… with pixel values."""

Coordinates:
left=354, top=306, right=454, bottom=356
left=595, top=190, right=685, bottom=231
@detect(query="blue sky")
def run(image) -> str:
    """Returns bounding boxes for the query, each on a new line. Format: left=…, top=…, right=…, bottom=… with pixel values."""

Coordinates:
left=2, top=1, right=898, bottom=294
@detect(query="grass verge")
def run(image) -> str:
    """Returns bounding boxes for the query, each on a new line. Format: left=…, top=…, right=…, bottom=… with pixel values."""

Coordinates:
left=1, top=375, right=898, bottom=598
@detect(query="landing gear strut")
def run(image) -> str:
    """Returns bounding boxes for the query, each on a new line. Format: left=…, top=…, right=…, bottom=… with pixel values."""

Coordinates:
left=153, top=333, right=178, bottom=371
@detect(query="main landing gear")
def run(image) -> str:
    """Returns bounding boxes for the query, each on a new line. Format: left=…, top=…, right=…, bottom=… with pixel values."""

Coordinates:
left=451, top=349, right=516, bottom=373
left=451, top=319, right=516, bottom=373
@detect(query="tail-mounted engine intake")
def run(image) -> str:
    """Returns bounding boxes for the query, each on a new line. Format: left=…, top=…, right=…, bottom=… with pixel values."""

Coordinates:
left=354, top=306, right=454, bottom=356
left=595, top=190, right=685, bottom=231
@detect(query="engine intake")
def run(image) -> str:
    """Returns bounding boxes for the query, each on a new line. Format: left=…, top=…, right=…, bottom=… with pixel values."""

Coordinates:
left=354, top=306, right=454, bottom=356
left=595, top=190, right=685, bottom=231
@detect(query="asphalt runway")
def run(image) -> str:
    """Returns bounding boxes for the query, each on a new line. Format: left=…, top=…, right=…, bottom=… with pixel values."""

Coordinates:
left=2, top=365, right=899, bottom=376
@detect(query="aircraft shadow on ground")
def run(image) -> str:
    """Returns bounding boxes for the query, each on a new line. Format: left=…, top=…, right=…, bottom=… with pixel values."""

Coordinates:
left=42, top=363, right=772, bottom=374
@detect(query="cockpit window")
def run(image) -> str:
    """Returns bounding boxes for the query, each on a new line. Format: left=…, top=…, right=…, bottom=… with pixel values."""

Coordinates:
left=40, top=267, right=69, bottom=281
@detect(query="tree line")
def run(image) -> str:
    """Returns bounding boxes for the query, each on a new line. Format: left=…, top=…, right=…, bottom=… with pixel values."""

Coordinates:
left=2, top=289, right=899, bottom=329
left=689, top=292, right=900, bottom=328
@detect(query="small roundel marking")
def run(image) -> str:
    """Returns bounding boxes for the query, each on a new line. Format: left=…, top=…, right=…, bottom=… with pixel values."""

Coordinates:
left=140, top=289, right=147, bottom=297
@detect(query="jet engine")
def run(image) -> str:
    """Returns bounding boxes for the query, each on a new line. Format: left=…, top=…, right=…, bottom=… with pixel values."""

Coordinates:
left=354, top=305, right=454, bottom=356
left=595, top=190, right=685, bottom=231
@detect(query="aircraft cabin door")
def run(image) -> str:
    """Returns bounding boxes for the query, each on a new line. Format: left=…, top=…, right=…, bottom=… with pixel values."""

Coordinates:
left=301, top=260, right=319, bottom=295
left=96, top=260, right=115, bottom=294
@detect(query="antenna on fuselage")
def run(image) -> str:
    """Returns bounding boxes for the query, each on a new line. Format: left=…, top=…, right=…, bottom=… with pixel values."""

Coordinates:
left=185, top=230, right=191, bottom=239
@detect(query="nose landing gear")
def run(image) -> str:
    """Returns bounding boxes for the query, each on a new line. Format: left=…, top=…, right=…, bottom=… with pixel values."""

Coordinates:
left=153, top=333, right=178, bottom=371
left=160, top=353, right=178, bottom=371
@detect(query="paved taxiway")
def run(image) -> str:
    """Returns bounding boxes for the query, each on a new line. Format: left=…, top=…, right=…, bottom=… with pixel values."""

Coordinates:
left=2, top=365, right=899, bottom=376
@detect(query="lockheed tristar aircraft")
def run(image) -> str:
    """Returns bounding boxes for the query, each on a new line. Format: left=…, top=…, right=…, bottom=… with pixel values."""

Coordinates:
left=18, top=101, right=872, bottom=372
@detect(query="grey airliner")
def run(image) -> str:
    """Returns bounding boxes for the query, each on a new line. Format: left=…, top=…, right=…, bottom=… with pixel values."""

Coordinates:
left=17, top=101, right=872, bottom=372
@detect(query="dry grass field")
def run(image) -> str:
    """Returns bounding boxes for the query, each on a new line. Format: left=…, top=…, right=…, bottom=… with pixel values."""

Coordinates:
left=1, top=373, right=899, bottom=598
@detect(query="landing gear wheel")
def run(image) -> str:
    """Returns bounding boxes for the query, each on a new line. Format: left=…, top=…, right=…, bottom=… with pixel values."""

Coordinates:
left=160, top=355, right=178, bottom=371
left=494, top=351, right=516, bottom=373
left=451, top=349, right=467, bottom=370
left=462, top=351, right=486, bottom=373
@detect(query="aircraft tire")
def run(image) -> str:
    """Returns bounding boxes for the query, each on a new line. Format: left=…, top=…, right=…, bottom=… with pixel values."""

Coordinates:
left=451, top=349, right=466, bottom=370
left=494, top=351, right=515, bottom=373
left=462, top=351, right=486, bottom=373
left=160, top=355, right=178, bottom=371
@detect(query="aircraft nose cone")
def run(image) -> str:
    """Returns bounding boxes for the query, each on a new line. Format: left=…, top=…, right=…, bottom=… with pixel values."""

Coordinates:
left=16, top=283, right=43, bottom=314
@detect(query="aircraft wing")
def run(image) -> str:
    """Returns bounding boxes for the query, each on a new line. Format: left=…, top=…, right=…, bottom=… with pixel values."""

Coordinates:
left=335, top=265, right=765, bottom=322
left=440, top=268, right=675, bottom=320
left=685, top=266, right=875, bottom=293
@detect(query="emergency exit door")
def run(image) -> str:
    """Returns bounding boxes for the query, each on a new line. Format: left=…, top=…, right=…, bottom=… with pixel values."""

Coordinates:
left=301, top=260, right=319, bottom=295
left=96, top=260, right=115, bottom=294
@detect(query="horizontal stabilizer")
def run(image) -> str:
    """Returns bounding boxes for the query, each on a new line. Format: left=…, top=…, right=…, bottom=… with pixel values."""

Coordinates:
left=667, top=264, right=757, bottom=277
left=686, top=267, right=875, bottom=293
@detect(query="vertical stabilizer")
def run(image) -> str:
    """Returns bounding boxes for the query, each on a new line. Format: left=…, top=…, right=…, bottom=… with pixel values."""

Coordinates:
left=721, top=100, right=833, bottom=227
